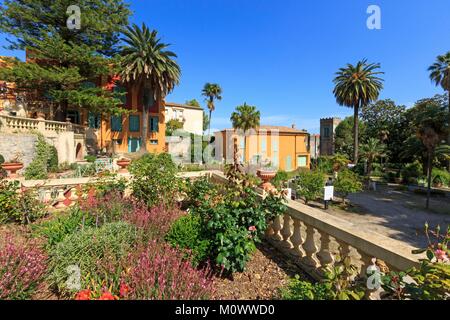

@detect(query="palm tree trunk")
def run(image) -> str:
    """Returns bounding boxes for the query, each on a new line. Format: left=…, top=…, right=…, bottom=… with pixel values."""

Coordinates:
left=353, top=104, right=359, bottom=164
left=141, top=84, right=148, bottom=153
left=426, top=150, right=432, bottom=209
left=208, top=109, right=212, bottom=140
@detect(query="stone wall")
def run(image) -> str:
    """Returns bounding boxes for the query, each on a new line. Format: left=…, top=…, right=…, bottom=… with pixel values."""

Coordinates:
left=0, top=133, right=37, bottom=173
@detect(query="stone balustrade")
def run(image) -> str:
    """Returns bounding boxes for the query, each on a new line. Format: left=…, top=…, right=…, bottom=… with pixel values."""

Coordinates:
left=0, top=114, right=86, bottom=135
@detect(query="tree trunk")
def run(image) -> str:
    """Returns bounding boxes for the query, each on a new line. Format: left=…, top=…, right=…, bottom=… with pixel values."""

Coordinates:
left=426, top=150, right=432, bottom=209
left=367, top=159, right=373, bottom=178
left=208, top=109, right=212, bottom=140
left=55, top=100, right=68, bottom=122
left=447, top=92, right=450, bottom=170
left=140, top=83, right=149, bottom=153
left=353, top=105, right=359, bottom=164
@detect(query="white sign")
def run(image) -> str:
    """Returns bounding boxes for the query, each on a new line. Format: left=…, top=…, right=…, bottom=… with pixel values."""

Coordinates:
left=324, top=186, right=334, bottom=201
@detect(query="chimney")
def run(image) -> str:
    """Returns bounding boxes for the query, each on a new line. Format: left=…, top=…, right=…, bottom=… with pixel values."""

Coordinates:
left=291, top=123, right=296, bottom=129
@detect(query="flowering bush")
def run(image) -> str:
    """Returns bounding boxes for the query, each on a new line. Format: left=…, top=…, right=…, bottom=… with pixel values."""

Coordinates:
left=124, top=201, right=182, bottom=241
left=0, top=236, right=47, bottom=299
left=47, top=221, right=137, bottom=296
left=129, top=153, right=181, bottom=208
left=182, top=173, right=286, bottom=273
left=0, top=180, right=46, bottom=224
left=382, top=224, right=450, bottom=300
left=123, top=241, right=214, bottom=300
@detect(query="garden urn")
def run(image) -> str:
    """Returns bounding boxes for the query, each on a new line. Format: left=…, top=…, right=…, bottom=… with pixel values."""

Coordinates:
left=117, top=158, right=131, bottom=173
left=257, top=168, right=277, bottom=192
left=1, top=162, right=24, bottom=179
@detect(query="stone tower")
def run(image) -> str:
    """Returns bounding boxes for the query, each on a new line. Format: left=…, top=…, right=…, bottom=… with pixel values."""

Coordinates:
left=319, top=117, right=341, bottom=156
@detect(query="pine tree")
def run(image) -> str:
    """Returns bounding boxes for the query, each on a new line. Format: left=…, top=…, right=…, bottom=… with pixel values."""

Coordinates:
left=0, top=0, right=131, bottom=121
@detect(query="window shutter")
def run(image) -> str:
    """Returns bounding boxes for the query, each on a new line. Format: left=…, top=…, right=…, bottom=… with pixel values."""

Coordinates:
left=129, top=115, right=140, bottom=132
left=111, top=115, right=122, bottom=132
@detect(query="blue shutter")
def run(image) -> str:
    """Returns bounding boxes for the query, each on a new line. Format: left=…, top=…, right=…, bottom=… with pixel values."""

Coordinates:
left=286, top=155, right=292, bottom=171
left=111, top=115, right=122, bottom=132
left=88, top=112, right=100, bottom=129
left=149, top=116, right=159, bottom=132
left=129, top=115, right=140, bottom=132
left=261, top=139, right=267, bottom=155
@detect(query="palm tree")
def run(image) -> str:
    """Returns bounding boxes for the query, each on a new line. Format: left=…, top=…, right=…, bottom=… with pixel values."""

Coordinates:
left=202, top=83, right=222, bottom=137
left=428, top=52, right=450, bottom=154
left=120, top=23, right=180, bottom=152
left=333, top=60, right=384, bottom=163
left=360, top=138, right=387, bottom=177
left=230, top=103, right=260, bottom=162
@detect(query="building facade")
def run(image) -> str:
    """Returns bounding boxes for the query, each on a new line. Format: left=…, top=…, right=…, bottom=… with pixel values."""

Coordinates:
left=164, top=102, right=203, bottom=135
left=319, top=117, right=341, bottom=156
left=214, top=125, right=310, bottom=172
left=309, top=134, right=320, bottom=159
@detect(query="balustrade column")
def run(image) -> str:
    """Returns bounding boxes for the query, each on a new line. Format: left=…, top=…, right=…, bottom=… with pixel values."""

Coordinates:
left=317, top=231, right=335, bottom=271
left=271, top=215, right=283, bottom=241
left=302, top=224, right=319, bottom=267
left=290, top=218, right=304, bottom=257
left=280, top=214, right=293, bottom=248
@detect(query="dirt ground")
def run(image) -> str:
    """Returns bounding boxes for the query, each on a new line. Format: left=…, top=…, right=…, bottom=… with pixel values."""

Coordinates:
left=211, top=240, right=312, bottom=300
left=321, top=184, right=450, bottom=248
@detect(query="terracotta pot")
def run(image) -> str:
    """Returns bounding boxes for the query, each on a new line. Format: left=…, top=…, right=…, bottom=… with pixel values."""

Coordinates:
left=116, top=159, right=131, bottom=173
left=1, top=162, right=24, bottom=179
left=257, top=169, right=277, bottom=192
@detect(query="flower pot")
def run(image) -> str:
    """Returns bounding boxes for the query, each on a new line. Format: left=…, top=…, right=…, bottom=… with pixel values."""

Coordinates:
left=1, top=162, right=24, bottom=179
left=116, top=159, right=131, bottom=173
left=257, top=168, right=277, bottom=192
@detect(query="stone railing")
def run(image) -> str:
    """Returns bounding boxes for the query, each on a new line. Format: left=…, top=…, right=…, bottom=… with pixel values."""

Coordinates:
left=0, top=114, right=86, bottom=135
left=16, top=170, right=421, bottom=299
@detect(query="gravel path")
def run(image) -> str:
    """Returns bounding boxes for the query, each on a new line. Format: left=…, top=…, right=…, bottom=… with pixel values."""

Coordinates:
left=325, top=185, right=450, bottom=248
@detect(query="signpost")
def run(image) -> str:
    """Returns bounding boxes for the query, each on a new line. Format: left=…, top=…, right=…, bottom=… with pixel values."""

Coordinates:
left=324, top=178, right=334, bottom=210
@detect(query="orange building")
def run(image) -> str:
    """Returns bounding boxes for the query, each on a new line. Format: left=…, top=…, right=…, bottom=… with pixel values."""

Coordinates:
left=214, top=125, right=311, bottom=172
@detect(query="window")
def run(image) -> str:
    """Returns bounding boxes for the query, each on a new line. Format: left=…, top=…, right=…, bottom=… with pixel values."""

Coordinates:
left=150, top=139, right=158, bottom=145
left=129, top=115, right=140, bottom=132
left=297, top=155, right=307, bottom=167
left=149, top=116, right=159, bottom=132
left=324, top=127, right=330, bottom=138
left=88, top=112, right=101, bottom=129
left=111, top=115, right=122, bottom=132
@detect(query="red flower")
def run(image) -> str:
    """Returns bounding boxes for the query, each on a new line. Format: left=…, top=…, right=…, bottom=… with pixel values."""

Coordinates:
left=119, top=283, right=130, bottom=297
left=248, top=226, right=257, bottom=232
left=98, top=291, right=116, bottom=300
left=75, top=289, right=91, bottom=300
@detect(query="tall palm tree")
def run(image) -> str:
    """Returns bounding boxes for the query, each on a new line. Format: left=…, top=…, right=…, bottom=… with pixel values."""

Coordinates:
left=202, top=83, right=222, bottom=137
left=230, top=103, right=260, bottom=162
left=333, top=60, right=384, bottom=163
left=120, top=23, right=180, bottom=152
left=360, top=138, right=387, bottom=177
left=428, top=52, right=450, bottom=153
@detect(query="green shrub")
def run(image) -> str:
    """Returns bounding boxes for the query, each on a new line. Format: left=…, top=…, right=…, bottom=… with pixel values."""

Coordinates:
left=93, top=174, right=128, bottom=196
left=334, top=169, right=362, bottom=202
left=32, top=207, right=95, bottom=249
left=0, top=180, right=20, bottom=224
left=25, top=134, right=59, bottom=180
left=272, top=170, right=289, bottom=189
left=47, top=145, right=59, bottom=172
left=47, top=221, right=137, bottom=296
left=166, top=213, right=211, bottom=266
left=294, top=170, right=325, bottom=204
left=84, top=155, right=97, bottom=163
left=400, top=161, right=423, bottom=184
left=0, top=154, right=6, bottom=178
left=129, top=153, right=180, bottom=207
left=0, top=180, right=46, bottom=224
left=432, top=168, right=450, bottom=187
left=280, top=275, right=332, bottom=300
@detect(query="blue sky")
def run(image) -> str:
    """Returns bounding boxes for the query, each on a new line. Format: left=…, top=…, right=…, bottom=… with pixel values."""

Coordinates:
left=1, top=0, right=449, bottom=133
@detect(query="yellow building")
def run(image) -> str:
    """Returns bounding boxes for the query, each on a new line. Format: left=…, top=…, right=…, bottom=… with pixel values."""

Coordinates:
left=214, top=125, right=311, bottom=171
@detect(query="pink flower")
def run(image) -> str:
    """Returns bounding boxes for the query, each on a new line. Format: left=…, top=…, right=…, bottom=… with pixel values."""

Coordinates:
left=248, top=226, right=257, bottom=232
left=435, top=249, right=449, bottom=262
